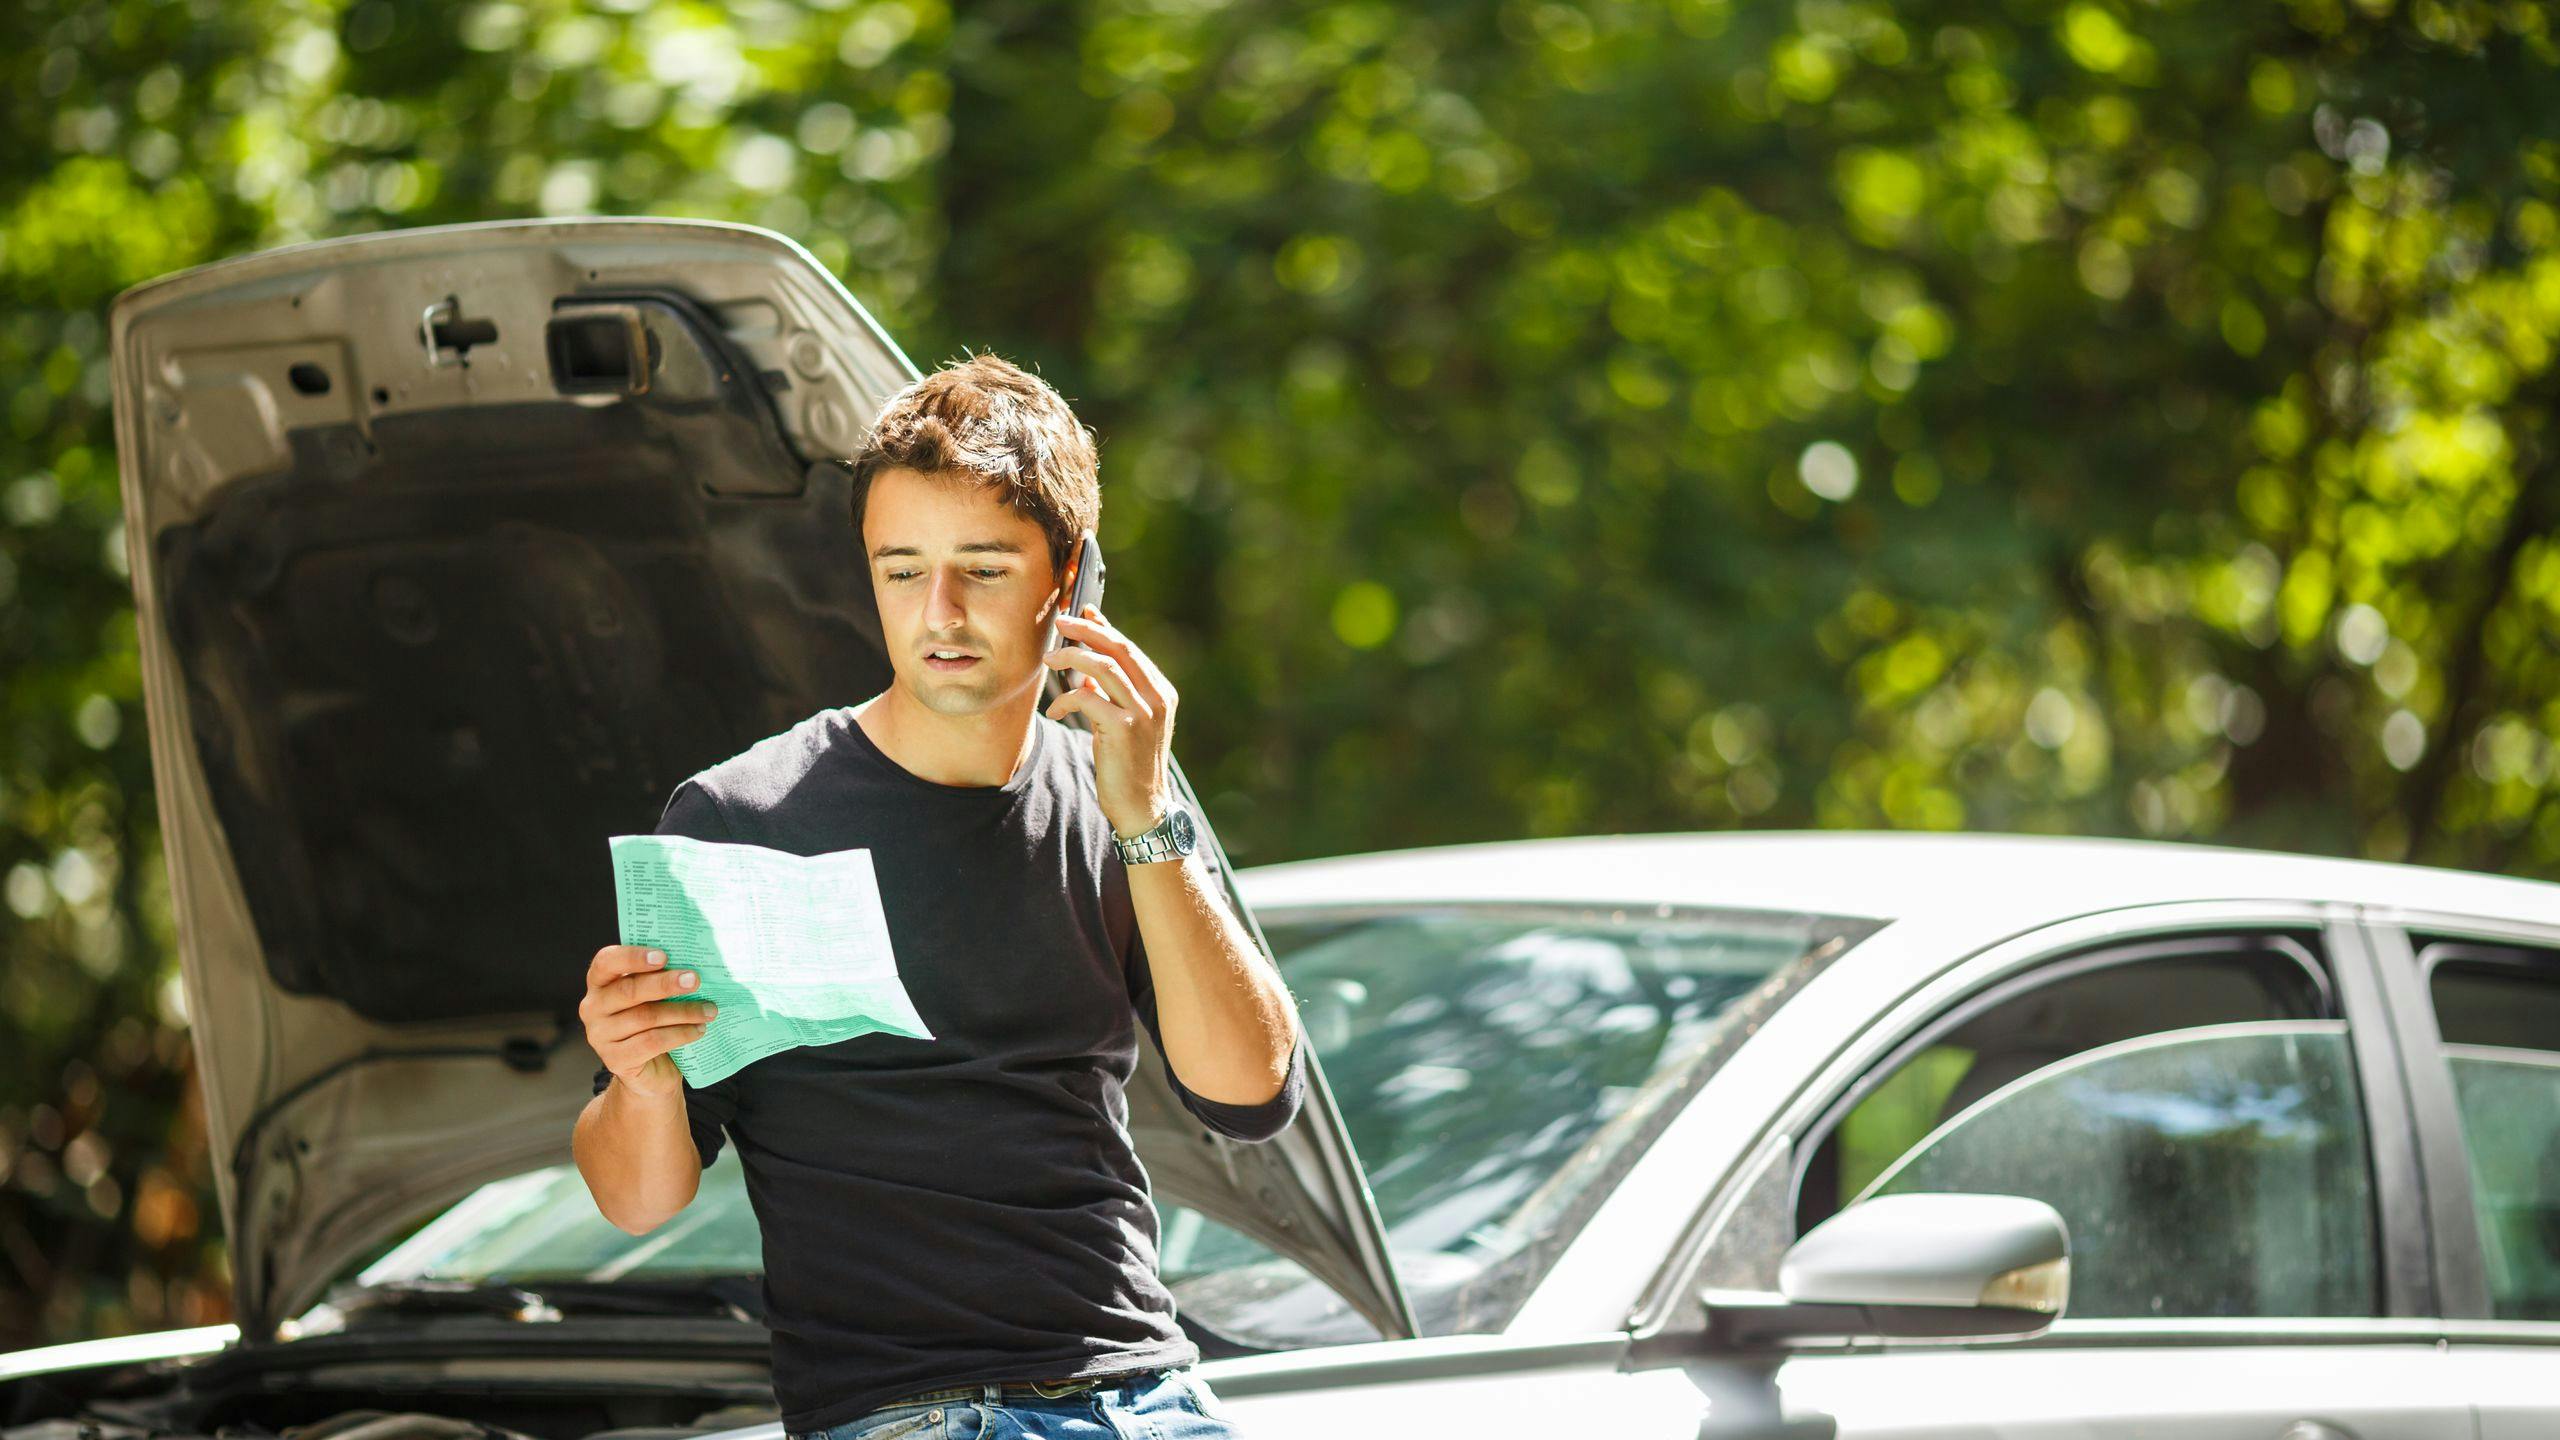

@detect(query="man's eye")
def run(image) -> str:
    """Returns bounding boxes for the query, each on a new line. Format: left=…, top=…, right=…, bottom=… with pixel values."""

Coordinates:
left=972, top=569, right=1006, bottom=580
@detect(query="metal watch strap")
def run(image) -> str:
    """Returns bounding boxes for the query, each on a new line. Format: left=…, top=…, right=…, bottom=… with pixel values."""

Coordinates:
left=1114, top=805, right=1186, bottom=864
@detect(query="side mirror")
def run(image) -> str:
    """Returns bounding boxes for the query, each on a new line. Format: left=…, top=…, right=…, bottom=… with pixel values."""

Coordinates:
left=1700, top=1193, right=2070, bottom=1347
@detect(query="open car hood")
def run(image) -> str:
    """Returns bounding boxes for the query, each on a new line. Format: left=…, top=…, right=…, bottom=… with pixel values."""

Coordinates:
left=106, top=217, right=1415, bottom=1345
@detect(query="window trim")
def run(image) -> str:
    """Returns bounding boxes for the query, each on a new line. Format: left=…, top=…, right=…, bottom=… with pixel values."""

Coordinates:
left=2323, top=914, right=2437, bottom=1318
left=2360, top=907, right=2560, bottom=1336
left=2442, top=1041, right=2560, bottom=1070
left=1850, top=1016, right=2357, bottom=1203
left=1623, top=901, right=2436, bottom=1347
left=2413, top=937, right=2560, bottom=1056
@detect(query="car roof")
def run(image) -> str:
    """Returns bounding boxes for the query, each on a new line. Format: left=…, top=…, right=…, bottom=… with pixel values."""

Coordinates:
left=1233, top=828, right=2560, bottom=934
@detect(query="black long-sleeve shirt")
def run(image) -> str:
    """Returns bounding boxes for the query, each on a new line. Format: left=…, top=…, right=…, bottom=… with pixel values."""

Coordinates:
left=589, top=706, right=1304, bottom=1433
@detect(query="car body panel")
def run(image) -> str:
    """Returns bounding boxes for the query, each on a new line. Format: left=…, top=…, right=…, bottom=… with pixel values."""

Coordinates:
left=104, top=216, right=1409, bottom=1342
left=1235, top=830, right=2560, bottom=944
left=1763, top=1343, right=2466, bottom=1440
left=2441, top=1332, right=2560, bottom=1440
left=0, top=1325, right=240, bottom=1386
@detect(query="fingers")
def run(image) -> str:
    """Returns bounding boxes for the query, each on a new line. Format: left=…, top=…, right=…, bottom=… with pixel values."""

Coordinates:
left=609, top=1019, right=710, bottom=1076
left=1054, top=608, right=1173, bottom=711
left=1059, top=604, right=1177, bottom=712
left=1044, top=686, right=1139, bottom=734
left=599, top=997, right=720, bottom=1045
left=583, top=942, right=718, bottom=1076
left=614, top=962, right=704, bottom=1010
left=1044, top=645, right=1150, bottom=717
left=643, top=1023, right=710, bottom=1057
left=587, top=943, right=665, bottom=989
left=580, top=948, right=712, bottom=1066
left=583, top=958, right=702, bottom=1017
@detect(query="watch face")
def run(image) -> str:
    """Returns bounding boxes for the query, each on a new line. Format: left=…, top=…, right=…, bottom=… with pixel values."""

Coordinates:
left=1169, top=808, right=1197, bottom=851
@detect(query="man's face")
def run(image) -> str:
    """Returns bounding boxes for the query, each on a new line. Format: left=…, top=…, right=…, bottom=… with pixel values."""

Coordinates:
left=862, top=465, right=1064, bottom=717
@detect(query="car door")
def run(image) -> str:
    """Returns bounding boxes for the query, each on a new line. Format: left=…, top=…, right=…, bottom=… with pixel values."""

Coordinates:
left=1633, top=907, right=2467, bottom=1440
left=2360, top=912, right=2560, bottom=1440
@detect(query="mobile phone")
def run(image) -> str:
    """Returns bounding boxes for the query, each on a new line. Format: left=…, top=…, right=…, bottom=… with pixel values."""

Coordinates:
left=1045, top=531, right=1106, bottom=704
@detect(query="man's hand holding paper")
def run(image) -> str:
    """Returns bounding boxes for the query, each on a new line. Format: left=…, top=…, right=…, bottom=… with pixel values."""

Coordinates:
left=608, top=834, right=933, bottom=1086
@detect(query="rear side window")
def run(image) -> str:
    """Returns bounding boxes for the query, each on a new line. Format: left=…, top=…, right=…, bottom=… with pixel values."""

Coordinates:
left=2420, top=940, right=2560, bottom=1321
left=1794, top=933, right=2380, bottom=1319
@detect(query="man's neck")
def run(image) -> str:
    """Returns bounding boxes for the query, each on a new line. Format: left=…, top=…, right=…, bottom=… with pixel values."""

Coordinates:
left=853, top=684, right=1041, bottom=789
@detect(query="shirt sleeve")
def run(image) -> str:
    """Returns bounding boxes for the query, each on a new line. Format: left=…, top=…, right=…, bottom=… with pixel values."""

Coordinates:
left=590, top=777, right=744, bottom=1171
left=1125, top=919, right=1308, bottom=1144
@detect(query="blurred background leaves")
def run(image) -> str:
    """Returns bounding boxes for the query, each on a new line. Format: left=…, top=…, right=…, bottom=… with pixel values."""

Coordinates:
left=4, top=0, right=2558, bottom=1346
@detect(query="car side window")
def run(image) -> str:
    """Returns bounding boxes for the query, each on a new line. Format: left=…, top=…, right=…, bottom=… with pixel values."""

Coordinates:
left=1791, top=934, right=2381, bottom=1319
left=2420, top=939, right=2560, bottom=1321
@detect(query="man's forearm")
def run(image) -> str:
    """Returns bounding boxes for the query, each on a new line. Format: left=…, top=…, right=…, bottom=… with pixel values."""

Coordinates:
left=572, top=1078, right=703, bottom=1234
left=1128, top=852, right=1301, bottom=1105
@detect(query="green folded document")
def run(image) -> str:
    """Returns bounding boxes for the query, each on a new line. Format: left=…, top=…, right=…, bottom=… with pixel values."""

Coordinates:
left=608, top=834, right=934, bottom=1087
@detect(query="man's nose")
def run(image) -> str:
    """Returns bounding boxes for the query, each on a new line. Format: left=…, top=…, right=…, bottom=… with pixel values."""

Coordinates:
left=925, top=567, right=967, bottom=629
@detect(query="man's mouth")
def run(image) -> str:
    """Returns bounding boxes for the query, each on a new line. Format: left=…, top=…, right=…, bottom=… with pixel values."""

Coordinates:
left=923, top=649, right=980, bottom=671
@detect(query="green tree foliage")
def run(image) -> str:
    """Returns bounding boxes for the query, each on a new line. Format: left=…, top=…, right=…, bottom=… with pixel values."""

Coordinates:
left=4, top=0, right=2557, bottom=1344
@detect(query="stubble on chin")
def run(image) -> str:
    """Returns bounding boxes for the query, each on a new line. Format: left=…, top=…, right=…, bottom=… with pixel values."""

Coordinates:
left=906, top=664, right=1014, bottom=717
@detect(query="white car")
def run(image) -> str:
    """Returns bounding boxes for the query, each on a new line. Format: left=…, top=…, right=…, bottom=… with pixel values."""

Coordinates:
left=358, top=834, right=2557, bottom=1440
left=8, top=218, right=2551, bottom=1439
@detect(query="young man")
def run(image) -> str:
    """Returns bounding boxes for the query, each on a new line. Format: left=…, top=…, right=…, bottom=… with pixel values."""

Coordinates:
left=571, top=353, right=1304, bottom=1440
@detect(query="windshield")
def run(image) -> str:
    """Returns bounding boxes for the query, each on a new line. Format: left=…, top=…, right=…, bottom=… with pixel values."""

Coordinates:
left=328, top=901, right=1880, bottom=1346
left=1161, top=902, right=1879, bottom=1341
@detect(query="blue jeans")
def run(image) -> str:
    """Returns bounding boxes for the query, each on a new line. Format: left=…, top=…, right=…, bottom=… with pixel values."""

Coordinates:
left=787, top=1369, right=1245, bottom=1440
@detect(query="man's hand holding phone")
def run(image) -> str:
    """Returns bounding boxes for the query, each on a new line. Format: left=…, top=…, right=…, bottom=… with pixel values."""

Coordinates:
left=1040, top=530, right=1174, bottom=836
left=1044, top=603, right=1179, bottom=841
left=581, top=944, right=720, bottom=1098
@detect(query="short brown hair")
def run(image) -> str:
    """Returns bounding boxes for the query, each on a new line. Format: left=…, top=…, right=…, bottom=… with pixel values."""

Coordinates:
left=847, top=351, right=1100, bottom=576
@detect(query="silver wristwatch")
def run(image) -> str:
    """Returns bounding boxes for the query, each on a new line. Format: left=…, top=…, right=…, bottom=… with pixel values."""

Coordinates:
left=1113, top=802, right=1199, bottom=864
